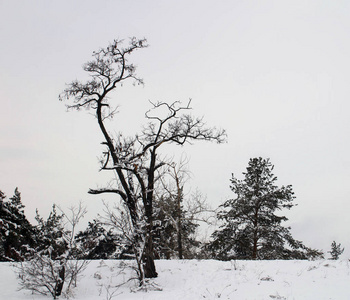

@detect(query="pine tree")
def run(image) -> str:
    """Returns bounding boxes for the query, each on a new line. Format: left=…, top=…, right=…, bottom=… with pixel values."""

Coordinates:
left=33, top=205, right=68, bottom=259
left=75, top=219, right=131, bottom=259
left=328, top=241, right=344, bottom=260
left=207, top=158, right=321, bottom=260
left=153, top=194, right=200, bottom=259
left=0, top=188, right=34, bottom=261
left=0, top=190, right=7, bottom=260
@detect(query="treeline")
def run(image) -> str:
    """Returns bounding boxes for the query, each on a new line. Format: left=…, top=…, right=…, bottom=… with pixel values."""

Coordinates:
left=0, top=157, right=332, bottom=298
left=0, top=158, right=324, bottom=263
left=0, top=188, right=201, bottom=262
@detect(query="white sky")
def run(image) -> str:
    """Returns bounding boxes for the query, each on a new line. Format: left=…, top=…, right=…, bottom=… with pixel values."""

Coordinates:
left=1, top=0, right=349, bottom=257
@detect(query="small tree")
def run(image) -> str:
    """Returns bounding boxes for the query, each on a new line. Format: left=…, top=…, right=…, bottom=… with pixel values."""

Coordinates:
left=99, top=200, right=146, bottom=283
left=58, top=203, right=89, bottom=295
left=18, top=205, right=68, bottom=298
left=207, top=157, right=321, bottom=260
left=153, top=192, right=200, bottom=259
left=154, top=160, right=213, bottom=259
left=17, top=204, right=88, bottom=298
left=33, top=205, right=67, bottom=259
left=328, top=241, right=344, bottom=260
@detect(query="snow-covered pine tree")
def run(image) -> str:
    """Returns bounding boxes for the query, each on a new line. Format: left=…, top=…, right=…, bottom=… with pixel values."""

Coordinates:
left=75, top=219, right=133, bottom=259
left=0, top=188, right=35, bottom=261
left=33, top=205, right=67, bottom=259
left=153, top=194, right=200, bottom=259
left=207, top=158, right=322, bottom=260
left=328, top=241, right=344, bottom=260
left=0, top=190, right=7, bottom=260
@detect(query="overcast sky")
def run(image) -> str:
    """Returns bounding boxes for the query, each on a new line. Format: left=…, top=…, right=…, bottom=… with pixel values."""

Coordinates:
left=1, top=0, right=349, bottom=257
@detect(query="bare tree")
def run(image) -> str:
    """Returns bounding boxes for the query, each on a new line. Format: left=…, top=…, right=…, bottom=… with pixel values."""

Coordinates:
left=156, top=159, right=189, bottom=259
left=99, top=200, right=146, bottom=284
left=157, top=159, right=216, bottom=259
left=60, top=38, right=226, bottom=280
left=16, top=203, right=88, bottom=298
left=58, top=203, right=89, bottom=296
left=17, top=253, right=65, bottom=299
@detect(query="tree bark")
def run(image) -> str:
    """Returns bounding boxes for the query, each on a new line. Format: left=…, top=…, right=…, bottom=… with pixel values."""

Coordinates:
left=176, top=181, right=183, bottom=259
left=142, top=149, right=158, bottom=278
left=143, top=233, right=158, bottom=278
left=252, top=236, right=258, bottom=260
left=252, top=207, right=259, bottom=260
left=54, top=262, right=65, bottom=297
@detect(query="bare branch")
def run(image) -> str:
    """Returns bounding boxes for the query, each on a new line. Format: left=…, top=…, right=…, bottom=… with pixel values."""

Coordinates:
left=59, top=37, right=148, bottom=114
left=142, top=101, right=227, bottom=150
left=88, top=188, right=127, bottom=201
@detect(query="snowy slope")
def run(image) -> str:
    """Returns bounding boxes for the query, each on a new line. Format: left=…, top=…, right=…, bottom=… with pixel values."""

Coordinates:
left=1, top=259, right=349, bottom=299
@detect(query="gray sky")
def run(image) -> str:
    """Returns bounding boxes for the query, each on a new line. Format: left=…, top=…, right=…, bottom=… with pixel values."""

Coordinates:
left=1, top=0, right=349, bottom=257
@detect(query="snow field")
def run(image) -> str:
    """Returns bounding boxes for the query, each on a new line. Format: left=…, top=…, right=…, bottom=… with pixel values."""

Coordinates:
left=1, top=259, right=349, bottom=299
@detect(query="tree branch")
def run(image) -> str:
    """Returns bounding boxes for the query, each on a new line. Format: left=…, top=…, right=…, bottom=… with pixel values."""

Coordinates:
left=88, top=188, right=127, bottom=201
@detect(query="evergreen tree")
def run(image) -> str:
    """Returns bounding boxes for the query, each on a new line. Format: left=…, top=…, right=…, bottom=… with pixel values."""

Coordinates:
left=0, top=190, right=7, bottom=260
left=328, top=241, right=344, bottom=260
left=153, top=195, right=200, bottom=259
left=207, top=158, right=321, bottom=260
left=32, top=205, right=68, bottom=259
left=0, top=188, right=34, bottom=261
left=75, top=219, right=132, bottom=259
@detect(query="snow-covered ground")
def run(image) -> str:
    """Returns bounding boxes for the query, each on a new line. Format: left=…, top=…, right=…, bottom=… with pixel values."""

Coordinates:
left=1, top=259, right=349, bottom=299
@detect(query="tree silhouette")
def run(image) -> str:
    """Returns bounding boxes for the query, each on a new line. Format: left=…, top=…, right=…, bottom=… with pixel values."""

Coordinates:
left=60, top=38, right=226, bottom=280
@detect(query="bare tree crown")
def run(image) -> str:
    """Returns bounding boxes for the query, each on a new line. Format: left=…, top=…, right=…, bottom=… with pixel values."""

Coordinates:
left=59, top=37, right=148, bottom=114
